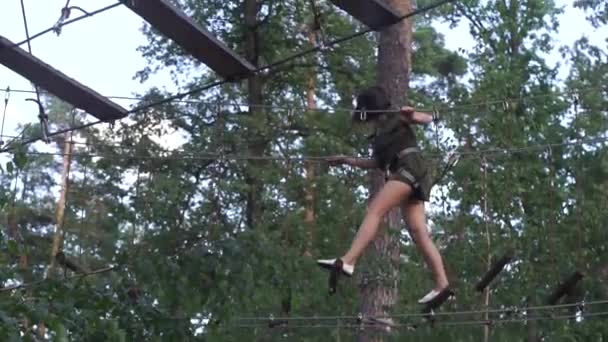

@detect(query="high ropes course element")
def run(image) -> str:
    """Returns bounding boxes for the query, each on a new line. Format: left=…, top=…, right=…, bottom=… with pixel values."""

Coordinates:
left=0, top=84, right=596, bottom=118
left=233, top=300, right=608, bottom=330
left=0, top=0, right=455, bottom=153
left=2, top=0, right=605, bottom=336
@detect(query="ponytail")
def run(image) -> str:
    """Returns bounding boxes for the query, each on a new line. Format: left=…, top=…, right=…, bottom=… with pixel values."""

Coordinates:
left=352, top=86, right=391, bottom=123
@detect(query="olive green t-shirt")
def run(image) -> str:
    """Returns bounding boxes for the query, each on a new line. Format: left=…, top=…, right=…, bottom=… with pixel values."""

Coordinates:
left=371, top=114, right=418, bottom=169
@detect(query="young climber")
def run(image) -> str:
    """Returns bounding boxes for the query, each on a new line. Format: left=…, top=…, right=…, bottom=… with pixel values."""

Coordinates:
left=317, top=86, right=450, bottom=304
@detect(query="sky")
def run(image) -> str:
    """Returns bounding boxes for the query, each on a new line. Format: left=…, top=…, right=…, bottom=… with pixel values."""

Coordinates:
left=0, top=0, right=606, bottom=149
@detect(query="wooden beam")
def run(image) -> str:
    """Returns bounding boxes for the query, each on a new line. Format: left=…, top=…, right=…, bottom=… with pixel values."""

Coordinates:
left=55, top=251, right=89, bottom=274
left=122, top=0, right=255, bottom=80
left=421, top=288, right=454, bottom=315
left=546, top=271, right=584, bottom=305
left=330, top=0, right=402, bottom=31
left=475, top=251, right=515, bottom=292
left=0, top=36, right=127, bottom=122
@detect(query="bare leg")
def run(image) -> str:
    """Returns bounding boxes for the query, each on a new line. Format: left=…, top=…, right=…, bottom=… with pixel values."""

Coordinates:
left=402, top=199, right=449, bottom=290
left=341, top=180, right=412, bottom=265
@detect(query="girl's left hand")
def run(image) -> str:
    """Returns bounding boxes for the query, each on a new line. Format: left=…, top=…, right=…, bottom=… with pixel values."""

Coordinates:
left=400, top=106, right=415, bottom=122
left=399, top=106, right=434, bottom=124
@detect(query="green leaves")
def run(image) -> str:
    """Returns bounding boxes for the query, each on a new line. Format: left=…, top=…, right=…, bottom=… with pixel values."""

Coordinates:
left=0, top=0, right=605, bottom=341
left=574, top=0, right=608, bottom=28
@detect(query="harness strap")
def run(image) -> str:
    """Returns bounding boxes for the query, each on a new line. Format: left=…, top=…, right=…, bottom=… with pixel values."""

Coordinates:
left=398, top=168, right=419, bottom=189
left=386, top=147, right=421, bottom=188
left=396, top=146, right=420, bottom=158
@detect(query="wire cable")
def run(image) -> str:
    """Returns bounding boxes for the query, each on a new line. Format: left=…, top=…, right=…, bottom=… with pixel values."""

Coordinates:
left=0, top=0, right=453, bottom=153
left=0, top=265, right=117, bottom=293
left=18, top=0, right=42, bottom=106
left=121, top=0, right=459, bottom=116
left=12, top=2, right=122, bottom=48
left=1, top=87, right=9, bottom=145
left=257, top=0, right=456, bottom=75
left=0, top=84, right=597, bottom=118
left=235, top=311, right=608, bottom=331
left=8, top=133, right=608, bottom=161
left=233, top=299, right=608, bottom=323
left=0, top=75, right=228, bottom=153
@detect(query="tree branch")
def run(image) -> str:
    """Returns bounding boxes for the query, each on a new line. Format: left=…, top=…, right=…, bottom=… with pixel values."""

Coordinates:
left=454, top=3, right=498, bottom=53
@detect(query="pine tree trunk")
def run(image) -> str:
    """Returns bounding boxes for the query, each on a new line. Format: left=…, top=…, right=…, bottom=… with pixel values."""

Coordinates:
left=244, top=0, right=266, bottom=229
left=6, top=172, right=32, bottom=336
left=48, top=134, right=73, bottom=276
left=358, top=1, right=412, bottom=341
left=482, top=158, right=491, bottom=342
left=482, top=273, right=491, bottom=342
left=304, top=160, right=315, bottom=254
left=304, top=28, right=317, bottom=256
left=38, top=135, right=72, bottom=338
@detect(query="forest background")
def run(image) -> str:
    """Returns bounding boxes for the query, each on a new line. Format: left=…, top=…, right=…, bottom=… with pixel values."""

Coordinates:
left=0, top=0, right=607, bottom=341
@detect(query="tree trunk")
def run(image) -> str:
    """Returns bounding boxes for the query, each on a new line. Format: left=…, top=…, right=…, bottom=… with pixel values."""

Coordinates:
left=526, top=320, right=538, bottom=342
left=482, top=158, right=492, bottom=342
left=304, top=160, right=315, bottom=255
left=244, top=0, right=266, bottom=229
left=482, top=270, right=491, bottom=342
left=6, top=172, right=32, bottom=335
left=38, top=134, right=73, bottom=340
left=48, top=134, right=74, bottom=276
left=304, top=27, right=317, bottom=257
left=358, top=1, right=412, bottom=340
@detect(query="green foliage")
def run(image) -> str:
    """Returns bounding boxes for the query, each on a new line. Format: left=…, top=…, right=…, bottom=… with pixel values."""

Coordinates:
left=574, top=0, right=608, bottom=28
left=0, top=0, right=607, bottom=341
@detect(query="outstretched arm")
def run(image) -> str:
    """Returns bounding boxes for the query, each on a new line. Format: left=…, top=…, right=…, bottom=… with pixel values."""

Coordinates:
left=400, top=106, right=434, bottom=125
left=326, top=156, right=379, bottom=169
left=346, top=157, right=379, bottom=169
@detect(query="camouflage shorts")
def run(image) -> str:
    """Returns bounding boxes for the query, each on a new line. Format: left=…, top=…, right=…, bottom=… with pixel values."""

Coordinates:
left=387, top=150, right=432, bottom=202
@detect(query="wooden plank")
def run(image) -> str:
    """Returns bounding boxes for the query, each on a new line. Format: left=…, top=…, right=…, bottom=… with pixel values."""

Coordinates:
left=421, top=288, right=454, bottom=315
left=546, top=271, right=584, bottom=305
left=331, top=0, right=402, bottom=31
left=0, top=36, right=127, bottom=122
left=123, top=0, right=255, bottom=80
left=475, top=251, right=515, bottom=292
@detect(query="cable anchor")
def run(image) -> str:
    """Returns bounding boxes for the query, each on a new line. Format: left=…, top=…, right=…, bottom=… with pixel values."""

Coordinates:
left=26, top=98, right=50, bottom=143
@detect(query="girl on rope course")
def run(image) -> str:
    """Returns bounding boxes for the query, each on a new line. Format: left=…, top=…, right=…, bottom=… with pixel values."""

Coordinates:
left=317, top=86, right=450, bottom=304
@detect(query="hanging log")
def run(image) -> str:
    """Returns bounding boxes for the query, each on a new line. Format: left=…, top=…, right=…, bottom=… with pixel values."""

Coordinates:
left=421, top=288, right=454, bottom=316
left=475, top=251, right=515, bottom=292
left=0, top=36, right=127, bottom=121
left=330, top=0, right=402, bottom=30
left=546, top=271, right=584, bottom=305
left=55, top=251, right=89, bottom=274
left=122, top=0, right=255, bottom=80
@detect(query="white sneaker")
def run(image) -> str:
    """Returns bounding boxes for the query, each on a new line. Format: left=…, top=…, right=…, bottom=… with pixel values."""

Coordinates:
left=316, top=258, right=354, bottom=276
left=418, top=289, right=442, bottom=304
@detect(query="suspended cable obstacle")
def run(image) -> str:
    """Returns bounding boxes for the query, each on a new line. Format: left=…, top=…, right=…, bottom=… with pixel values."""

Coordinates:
left=0, top=0, right=457, bottom=152
left=1, top=0, right=606, bottom=337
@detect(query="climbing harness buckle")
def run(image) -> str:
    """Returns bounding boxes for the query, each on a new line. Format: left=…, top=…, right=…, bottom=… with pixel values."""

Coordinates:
left=359, top=108, right=367, bottom=122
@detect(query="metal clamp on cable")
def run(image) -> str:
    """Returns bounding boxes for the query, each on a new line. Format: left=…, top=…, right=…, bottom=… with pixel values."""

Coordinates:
left=26, top=98, right=50, bottom=143
left=359, top=108, right=367, bottom=122
left=53, top=5, right=90, bottom=35
left=432, top=105, right=440, bottom=123
left=53, top=7, right=71, bottom=35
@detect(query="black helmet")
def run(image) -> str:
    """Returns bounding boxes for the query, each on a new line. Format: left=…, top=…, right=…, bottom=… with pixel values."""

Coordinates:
left=352, top=86, right=391, bottom=122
